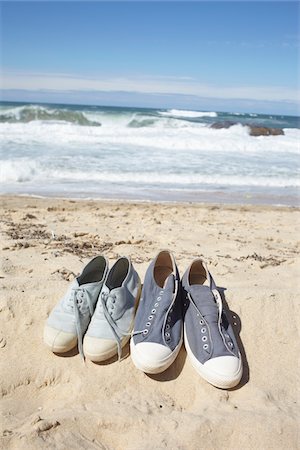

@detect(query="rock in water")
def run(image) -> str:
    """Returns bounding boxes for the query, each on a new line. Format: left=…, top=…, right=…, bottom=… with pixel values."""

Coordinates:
left=210, top=121, right=284, bottom=136
left=248, top=126, right=284, bottom=136
left=210, top=121, right=237, bottom=129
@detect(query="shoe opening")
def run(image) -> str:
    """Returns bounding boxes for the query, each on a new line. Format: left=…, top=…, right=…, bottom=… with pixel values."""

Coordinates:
left=154, top=251, right=174, bottom=288
left=189, top=260, right=207, bottom=285
left=78, top=256, right=107, bottom=285
left=106, top=257, right=129, bottom=289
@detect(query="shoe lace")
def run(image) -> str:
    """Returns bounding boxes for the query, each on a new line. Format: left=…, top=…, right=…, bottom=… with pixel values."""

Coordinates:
left=67, top=287, right=94, bottom=360
left=100, top=291, right=131, bottom=361
left=188, top=289, right=235, bottom=356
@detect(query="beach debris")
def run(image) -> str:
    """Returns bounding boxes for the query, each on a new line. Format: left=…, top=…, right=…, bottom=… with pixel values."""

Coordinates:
left=51, top=267, right=77, bottom=281
left=12, top=241, right=30, bottom=249
left=34, top=418, right=60, bottom=433
left=237, top=252, right=286, bottom=268
left=22, top=213, right=37, bottom=220
left=2, top=430, right=13, bottom=437
left=47, top=206, right=58, bottom=212
left=2, top=220, right=114, bottom=257
left=5, top=222, right=49, bottom=241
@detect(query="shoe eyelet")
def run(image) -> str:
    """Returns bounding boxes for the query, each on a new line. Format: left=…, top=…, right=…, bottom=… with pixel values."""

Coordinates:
left=154, top=303, right=159, bottom=307
left=143, top=329, right=148, bottom=335
left=166, top=324, right=170, bottom=330
left=151, top=309, right=156, bottom=314
left=199, top=319, right=204, bottom=325
left=157, top=296, right=161, bottom=301
left=203, top=344, right=209, bottom=350
left=167, top=317, right=171, bottom=322
left=160, top=291, right=164, bottom=295
left=165, top=332, right=170, bottom=338
left=228, top=342, right=233, bottom=347
left=197, top=313, right=200, bottom=317
left=201, top=327, right=206, bottom=333
left=225, top=333, right=230, bottom=338
left=148, top=315, right=153, bottom=320
left=146, top=322, right=151, bottom=327
left=202, top=336, right=207, bottom=342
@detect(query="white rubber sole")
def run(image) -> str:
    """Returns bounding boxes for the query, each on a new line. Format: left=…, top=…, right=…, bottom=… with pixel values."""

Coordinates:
left=184, top=327, right=242, bottom=389
left=130, top=338, right=183, bottom=374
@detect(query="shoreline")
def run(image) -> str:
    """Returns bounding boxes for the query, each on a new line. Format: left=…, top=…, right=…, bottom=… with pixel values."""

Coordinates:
left=1, top=190, right=299, bottom=208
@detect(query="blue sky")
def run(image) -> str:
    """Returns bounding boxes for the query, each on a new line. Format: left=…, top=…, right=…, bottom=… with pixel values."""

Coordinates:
left=1, top=1, right=299, bottom=114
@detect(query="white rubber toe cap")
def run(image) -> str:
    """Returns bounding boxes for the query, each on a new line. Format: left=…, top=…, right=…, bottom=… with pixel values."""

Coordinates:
left=203, top=355, right=242, bottom=388
left=83, top=336, right=118, bottom=362
left=204, top=355, right=241, bottom=377
left=130, top=341, right=177, bottom=374
left=43, top=325, right=77, bottom=353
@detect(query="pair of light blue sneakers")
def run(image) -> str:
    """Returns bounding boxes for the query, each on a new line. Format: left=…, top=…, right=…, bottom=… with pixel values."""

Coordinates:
left=44, top=256, right=141, bottom=362
left=44, top=251, right=242, bottom=389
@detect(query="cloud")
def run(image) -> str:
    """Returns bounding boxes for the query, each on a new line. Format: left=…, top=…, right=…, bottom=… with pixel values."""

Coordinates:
left=1, top=70, right=299, bottom=104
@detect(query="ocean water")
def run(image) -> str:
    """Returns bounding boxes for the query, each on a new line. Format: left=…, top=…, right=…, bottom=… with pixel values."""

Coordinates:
left=0, top=101, right=299, bottom=205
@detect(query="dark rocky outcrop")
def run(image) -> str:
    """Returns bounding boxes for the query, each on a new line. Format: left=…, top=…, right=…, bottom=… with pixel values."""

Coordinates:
left=210, top=121, right=237, bottom=129
left=248, top=126, right=284, bottom=136
left=210, top=121, right=284, bottom=136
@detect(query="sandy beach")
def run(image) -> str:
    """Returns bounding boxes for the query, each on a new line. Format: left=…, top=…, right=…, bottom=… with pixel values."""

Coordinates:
left=0, top=195, right=299, bottom=450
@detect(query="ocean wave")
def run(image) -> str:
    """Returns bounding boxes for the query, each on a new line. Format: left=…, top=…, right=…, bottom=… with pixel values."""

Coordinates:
left=127, top=118, right=158, bottom=128
left=159, top=109, right=218, bottom=118
left=1, top=161, right=298, bottom=189
left=0, top=159, right=40, bottom=183
left=1, top=121, right=299, bottom=155
left=0, top=105, right=102, bottom=126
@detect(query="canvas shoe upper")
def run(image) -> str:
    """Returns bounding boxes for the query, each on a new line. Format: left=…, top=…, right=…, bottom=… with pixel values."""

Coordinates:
left=182, top=259, right=242, bottom=389
left=130, top=250, right=183, bottom=374
left=44, top=255, right=108, bottom=357
left=83, top=256, right=141, bottom=362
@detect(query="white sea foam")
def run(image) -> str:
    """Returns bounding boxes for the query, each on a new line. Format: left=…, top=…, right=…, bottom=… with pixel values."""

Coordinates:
left=1, top=121, right=298, bottom=155
left=159, top=109, right=218, bottom=118
left=0, top=159, right=39, bottom=183
left=0, top=162, right=298, bottom=189
left=1, top=107, right=299, bottom=203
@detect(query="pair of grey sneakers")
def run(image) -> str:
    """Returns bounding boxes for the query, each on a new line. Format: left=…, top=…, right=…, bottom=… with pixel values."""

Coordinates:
left=44, top=256, right=141, bottom=362
left=131, top=250, right=243, bottom=389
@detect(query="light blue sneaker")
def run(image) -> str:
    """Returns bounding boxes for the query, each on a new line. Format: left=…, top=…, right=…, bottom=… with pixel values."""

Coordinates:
left=44, top=255, right=108, bottom=358
left=182, top=259, right=242, bottom=389
left=130, top=251, right=183, bottom=374
left=83, top=257, right=141, bottom=362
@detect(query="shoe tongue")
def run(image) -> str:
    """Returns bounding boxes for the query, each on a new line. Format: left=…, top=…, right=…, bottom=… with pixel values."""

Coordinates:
left=190, top=285, right=218, bottom=322
left=71, top=278, right=80, bottom=289
left=163, top=274, right=175, bottom=293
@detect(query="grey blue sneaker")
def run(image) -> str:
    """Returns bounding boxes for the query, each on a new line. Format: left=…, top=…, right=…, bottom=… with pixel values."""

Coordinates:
left=130, top=251, right=183, bottom=374
left=83, top=257, right=141, bottom=362
left=44, top=255, right=108, bottom=357
left=182, top=259, right=242, bottom=389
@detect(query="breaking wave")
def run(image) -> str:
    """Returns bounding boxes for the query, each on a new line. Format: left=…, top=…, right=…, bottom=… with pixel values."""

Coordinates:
left=1, top=158, right=299, bottom=189
left=159, top=109, right=218, bottom=118
left=0, top=105, right=102, bottom=126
